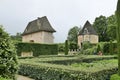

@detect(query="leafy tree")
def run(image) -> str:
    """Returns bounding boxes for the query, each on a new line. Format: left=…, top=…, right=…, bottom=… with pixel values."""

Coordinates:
left=93, top=15, right=109, bottom=41
left=106, top=15, right=117, bottom=40
left=10, top=32, right=22, bottom=42
left=116, top=0, right=120, bottom=75
left=67, top=26, right=80, bottom=43
left=0, top=26, right=18, bottom=79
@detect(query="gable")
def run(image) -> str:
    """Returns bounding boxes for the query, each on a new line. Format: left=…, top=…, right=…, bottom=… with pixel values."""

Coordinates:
left=79, top=21, right=97, bottom=35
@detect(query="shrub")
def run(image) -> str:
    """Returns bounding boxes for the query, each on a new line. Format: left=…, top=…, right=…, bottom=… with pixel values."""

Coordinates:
left=58, top=44, right=65, bottom=52
left=97, top=44, right=101, bottom=53
left=82, top=41, right=92, bottom=50
left=69, top=42, right=78, bottom=50
left=0, top=77, right=10, bottom=80
left=110, top=74, right=120, bottom=80
left=16, top=42, right=58, bottom=56
left=102, top=42, right=117, bottom=55
left=0, top=26, right=18, bottom=79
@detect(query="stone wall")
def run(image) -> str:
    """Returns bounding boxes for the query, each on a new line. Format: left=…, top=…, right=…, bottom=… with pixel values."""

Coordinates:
left=21, top=52, right=33, bottom=57
left=89, top=35, right=98, bottom=44
left=78, top=35, right=98, bottom=48
left=22, top=31, right=54, bottom=44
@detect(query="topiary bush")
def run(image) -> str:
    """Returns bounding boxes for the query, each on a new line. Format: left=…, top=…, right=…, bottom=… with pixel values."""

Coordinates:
left=0, top=26, right=18, bottom=79
left=110, top=74, right=120, bottom=80
left=65, top=40, right=68, bottom=55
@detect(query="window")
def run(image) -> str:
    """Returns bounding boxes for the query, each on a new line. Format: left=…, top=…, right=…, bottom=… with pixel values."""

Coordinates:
left=30, top=40, right=34, bottom=43
left=83, top=28, right=89, bottom=34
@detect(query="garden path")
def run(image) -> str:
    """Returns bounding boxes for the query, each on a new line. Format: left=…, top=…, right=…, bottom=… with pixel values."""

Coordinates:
left=17, top=75, right=34, bottom=80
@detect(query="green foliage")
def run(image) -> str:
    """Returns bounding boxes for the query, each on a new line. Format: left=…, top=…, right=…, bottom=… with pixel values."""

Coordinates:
left=16, top=42, right=58, bottom=56
left=97, top=44, right=101, bottom=53
left=18, top=56, right=118, bottom=80
left=0, top=26, right=18, bottom=79
left=116, top=0, right=120, bottom=75
left=79, top=42, right=97, bottom=55
left=42, top=56, right=117, bottom=65
left=0, top=77, right=11, bottom=80
left=69, top=42, right=78, bottom=50
left=58, top=43, right=65, bottom=52
left=67, top=26, right=80, bottom=43
left=82, top=41, right=92, bottom=50
left=107, top=15, right=117, bottom=40
left=110, top=74, right=120, bottom=80
left=65, top=40, right=68, bottom=55
left=98, top=42, right=117, bottom=55
left=10, top=32, right=22, bottom=42
left=93, top=15, right=109, bottom=41
left=82, top=48, right=94, bottom=55
left=110, top=40, right=114, bottom=55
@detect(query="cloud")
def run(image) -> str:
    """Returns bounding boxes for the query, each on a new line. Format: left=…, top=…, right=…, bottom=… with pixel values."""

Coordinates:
left=0, top=0, right=117, bottom=43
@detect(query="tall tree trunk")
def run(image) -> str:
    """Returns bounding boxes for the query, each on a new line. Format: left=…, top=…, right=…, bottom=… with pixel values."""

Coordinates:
left=116, top=0, right=120, bottom=76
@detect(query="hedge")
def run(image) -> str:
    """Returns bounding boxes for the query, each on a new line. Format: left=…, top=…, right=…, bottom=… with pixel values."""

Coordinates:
left=110, top=74, right=120, bottom=80
left=102, top=42, right=117, bottom=54
left=18, top=56, right=118, bottom=80
left=19, top=62, right=118, bottom=80
left=16, top=42, right=58, bottom=56
left=0, top=77, right=11, bottom=80
left=43, top=56, right=117, bottom=65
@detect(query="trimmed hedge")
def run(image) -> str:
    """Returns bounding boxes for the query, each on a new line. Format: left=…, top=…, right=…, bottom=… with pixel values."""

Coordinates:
left=16, top=42, right=58, bottom=56
left=19, top=56, right=118, bottom=80
left=19, top=62, right=118, bottom=80
left=110, top=74, right=120, bottom=80
left=43, top=56, right=117, bottom=65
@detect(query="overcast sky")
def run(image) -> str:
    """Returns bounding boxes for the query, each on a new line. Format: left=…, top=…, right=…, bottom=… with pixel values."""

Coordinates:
left=0, top=0, right=117, bottom=43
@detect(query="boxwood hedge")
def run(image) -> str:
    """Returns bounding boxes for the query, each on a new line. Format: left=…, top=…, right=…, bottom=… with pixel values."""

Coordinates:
left=16, top=42, right=58, bottom=56
left=18, top=57, right=118, bottom=80
left=19, top=62, right=117, bottom=80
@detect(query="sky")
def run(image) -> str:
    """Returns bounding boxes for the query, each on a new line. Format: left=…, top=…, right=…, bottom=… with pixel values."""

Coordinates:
left=0, top=0, right=117, bottom=43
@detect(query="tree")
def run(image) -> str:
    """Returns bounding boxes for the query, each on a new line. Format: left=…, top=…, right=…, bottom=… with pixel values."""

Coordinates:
left=106, top=15, right=117, bottom=40
left=0, top=26, right=18, bottom=79
left=67, top=26, right=80, bottom=43
left=93, top=15, right=109, bottom=41
left=10, top=32, right=22, bottom=42
left=116, top=0, right=120, bottom=75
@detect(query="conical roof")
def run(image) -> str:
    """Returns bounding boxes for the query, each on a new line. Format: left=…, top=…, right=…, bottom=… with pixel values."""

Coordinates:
left=79, top=21, right=97, bottom=35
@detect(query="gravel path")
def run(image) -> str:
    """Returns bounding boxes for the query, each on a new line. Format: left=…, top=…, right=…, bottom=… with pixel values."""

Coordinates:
left=17, top=75, right=34, bottom=80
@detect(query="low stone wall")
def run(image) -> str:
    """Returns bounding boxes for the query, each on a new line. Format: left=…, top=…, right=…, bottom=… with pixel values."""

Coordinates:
left=21, top=52, right=33, bottom=57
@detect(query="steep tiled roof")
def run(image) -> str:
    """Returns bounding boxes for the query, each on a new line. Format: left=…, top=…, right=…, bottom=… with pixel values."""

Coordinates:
left=79, top=21, right=97, bottom=35
left=22, top=16, right=56, bottom=35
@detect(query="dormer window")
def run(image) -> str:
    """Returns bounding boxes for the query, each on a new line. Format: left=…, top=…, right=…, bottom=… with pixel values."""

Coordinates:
left=84, top=28, right=89, bottom=34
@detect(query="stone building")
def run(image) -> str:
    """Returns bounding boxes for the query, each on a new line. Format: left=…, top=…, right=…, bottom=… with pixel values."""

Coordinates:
left=78, top=21, right=98, bottom=48
left=22, top=16, right=56, bottom=44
